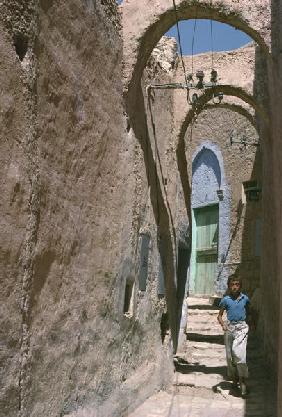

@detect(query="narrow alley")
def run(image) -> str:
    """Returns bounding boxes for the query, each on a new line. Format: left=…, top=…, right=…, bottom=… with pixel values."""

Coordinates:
left=3, top=1, right=282, bottom=416
left=129, top=297, right=276, bottom=417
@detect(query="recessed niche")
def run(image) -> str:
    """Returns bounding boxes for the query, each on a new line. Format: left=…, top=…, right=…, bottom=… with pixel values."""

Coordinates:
left=123, top=281, right=134, bottom=317
left=138, top=233, right=150, bottom=291
left=14, top=34, right=28, bottom=61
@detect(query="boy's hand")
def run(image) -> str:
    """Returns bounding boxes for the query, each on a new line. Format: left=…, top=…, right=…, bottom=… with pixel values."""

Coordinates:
left=221, top=324, right=228, bottom=332
left=217, top=308, right=227, bottom=332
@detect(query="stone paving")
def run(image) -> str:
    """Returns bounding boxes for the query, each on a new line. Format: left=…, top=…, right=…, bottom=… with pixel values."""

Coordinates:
left=128, top=297, right=276, bottom=417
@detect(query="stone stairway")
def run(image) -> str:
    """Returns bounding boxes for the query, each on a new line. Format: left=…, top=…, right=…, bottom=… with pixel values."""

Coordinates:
left=128, top=297, right=276, bottom=417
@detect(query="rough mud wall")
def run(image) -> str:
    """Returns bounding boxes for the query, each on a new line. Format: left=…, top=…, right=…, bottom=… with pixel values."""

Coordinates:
left=0, top=23, right=30, bottom=417
left=0, top=1, right=38, bottom=416
left=184, top=107, right=261, bottom=296
left=29, top=1, right=174, bottom=417
left=0, top=3, right=175, bottom=417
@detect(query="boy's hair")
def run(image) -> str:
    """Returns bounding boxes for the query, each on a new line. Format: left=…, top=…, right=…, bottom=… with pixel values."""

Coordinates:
left=227, top=274, right=242, bottom=287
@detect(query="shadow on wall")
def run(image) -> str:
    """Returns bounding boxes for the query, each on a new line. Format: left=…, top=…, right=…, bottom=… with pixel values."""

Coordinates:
left=238, top=43, right=277, bottom=414
left=127, top=82, right=180, bottom=352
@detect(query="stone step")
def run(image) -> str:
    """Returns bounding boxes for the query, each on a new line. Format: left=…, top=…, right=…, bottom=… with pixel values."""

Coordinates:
left=167, top=384, right=229, bottom=400
left=186, top=325, right=222, bottom=332
left=186, top=332, right=225, bottom=344
left=187, top=314, right=221, bottom=322
left=173, top=370, right=224, bottom=389
left=182, top=352, right=226, bottom=364
left=188, top=307, right=218, bottom=317
left=187, top=297, right=214, bottom=305
left=183, top=342, right=226, bottom=355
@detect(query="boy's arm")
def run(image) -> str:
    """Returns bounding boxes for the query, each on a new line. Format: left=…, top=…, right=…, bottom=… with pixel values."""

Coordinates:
left=217, top=308, right=227, bottom=332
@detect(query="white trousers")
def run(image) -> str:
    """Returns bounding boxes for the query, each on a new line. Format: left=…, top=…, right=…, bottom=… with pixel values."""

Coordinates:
left=224, top=321, right=249, bottom=379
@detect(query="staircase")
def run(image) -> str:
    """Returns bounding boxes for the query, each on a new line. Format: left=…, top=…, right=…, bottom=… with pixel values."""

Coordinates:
left=174, top=296, right=227, bottom=392
left=128, top=297, right=276, bottom=417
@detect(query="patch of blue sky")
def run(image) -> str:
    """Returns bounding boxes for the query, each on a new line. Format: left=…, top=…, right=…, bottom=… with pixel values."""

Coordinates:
left=166, top=20, right=252, bottom=55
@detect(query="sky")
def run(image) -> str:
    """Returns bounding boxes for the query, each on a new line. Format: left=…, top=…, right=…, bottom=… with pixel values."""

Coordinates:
left=166, top=20, right=252, bottom=55
left=117, top=0, right=252, bottom=55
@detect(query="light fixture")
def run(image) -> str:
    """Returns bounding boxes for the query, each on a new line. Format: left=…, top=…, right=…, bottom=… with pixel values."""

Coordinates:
left=217, top=189, right=224, bottom=200
left=196, top=70, right=205, bottom=89
left=243, top=181, right=261, bottom=202
left=217, top=92, right=224, bottom=103
left=210, top=69, right=218, bottom=83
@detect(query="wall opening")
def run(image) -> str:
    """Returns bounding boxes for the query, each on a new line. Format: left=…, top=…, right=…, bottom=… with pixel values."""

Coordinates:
left=138, top=233, right=150, bottom=291
left=123, top=280, right=134, bottom=317
left=193, top=204, right=219, bottom=295
left=190, top=144, right=229, bottom=296
left=177, top=247, right=190, bottom=315
left=13, top=34, right=28, bottom=61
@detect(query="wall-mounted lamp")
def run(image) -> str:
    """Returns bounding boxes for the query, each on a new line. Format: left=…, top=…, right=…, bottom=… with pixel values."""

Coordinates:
left=243, top=180, right=261, bottom=202
left=217, top=189, right=224, bottom=201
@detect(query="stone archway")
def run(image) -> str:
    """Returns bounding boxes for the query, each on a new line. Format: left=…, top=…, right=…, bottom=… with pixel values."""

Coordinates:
left=177, top=85, right=268, bottom=143
left=204, top=103, right=256, bottom=127
left=176, top=86, right=265, bottom=225
left=122, top=0, right=270, bottom=101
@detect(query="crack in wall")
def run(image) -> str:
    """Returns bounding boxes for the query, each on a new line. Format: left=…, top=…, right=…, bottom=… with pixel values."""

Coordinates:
left=4, top=3, right=41, bottom=416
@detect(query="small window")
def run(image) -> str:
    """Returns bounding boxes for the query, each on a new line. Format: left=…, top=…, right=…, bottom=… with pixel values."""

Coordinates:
left=138, top=233, right=150, bottom=291
left=123, top=281, right=134, bottom=317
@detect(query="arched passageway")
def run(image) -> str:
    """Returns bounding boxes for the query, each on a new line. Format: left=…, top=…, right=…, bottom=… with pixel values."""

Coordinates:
left=176, top=86, right=266, bottom=232
left=121, top=0, right=271, bottom=399
left=129, top=97, right=274, bottom=417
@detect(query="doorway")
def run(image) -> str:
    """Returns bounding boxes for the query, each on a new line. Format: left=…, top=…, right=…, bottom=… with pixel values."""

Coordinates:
left=193, top=205, right=219, bottom=295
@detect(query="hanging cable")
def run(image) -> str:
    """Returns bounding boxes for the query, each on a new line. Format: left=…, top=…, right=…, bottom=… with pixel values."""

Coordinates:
left=210, top=19, right=214, bottom=70
left=191, top=18, right=198, bottom=75
left=172, top=0, right=190, bottom=103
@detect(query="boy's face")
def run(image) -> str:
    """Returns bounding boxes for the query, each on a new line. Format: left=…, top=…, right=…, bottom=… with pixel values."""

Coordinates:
left=229, top=280, right=241, bottom=295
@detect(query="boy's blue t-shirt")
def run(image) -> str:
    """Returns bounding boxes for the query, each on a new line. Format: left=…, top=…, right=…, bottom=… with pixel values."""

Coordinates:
left=219, top=293, right=250, bottom=322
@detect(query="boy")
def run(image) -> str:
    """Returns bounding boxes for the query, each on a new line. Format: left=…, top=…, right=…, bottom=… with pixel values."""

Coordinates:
left=217, top=274, right=251, bottom=396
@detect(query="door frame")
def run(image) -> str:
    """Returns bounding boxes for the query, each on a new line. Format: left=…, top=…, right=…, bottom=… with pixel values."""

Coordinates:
left=189, top=203, right=219, bottom=296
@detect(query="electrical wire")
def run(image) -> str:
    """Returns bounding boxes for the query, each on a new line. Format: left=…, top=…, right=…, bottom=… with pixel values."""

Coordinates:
left=191, top=18, right=198, bottom=75
left=172, top=0, right=190, bottom=103
left=210, top=19, right=214, bottom=70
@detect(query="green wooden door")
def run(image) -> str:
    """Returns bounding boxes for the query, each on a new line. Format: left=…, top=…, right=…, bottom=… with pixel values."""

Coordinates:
left=194, top=205, right=219, bottom=295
